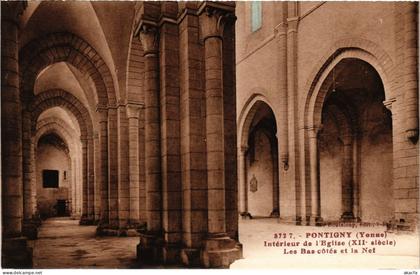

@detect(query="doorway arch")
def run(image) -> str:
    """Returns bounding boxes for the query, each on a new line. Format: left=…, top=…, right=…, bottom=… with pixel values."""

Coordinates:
left=304, top=51, right=394, bottom=224
left=238, top=95, right=280, bottom=218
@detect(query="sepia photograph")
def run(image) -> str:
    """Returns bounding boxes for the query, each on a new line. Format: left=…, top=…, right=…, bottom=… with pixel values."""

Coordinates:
left=1, top=0, right=419, bottom=271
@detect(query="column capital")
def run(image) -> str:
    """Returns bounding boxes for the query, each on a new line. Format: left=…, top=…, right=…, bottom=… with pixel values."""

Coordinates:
left=307, top=124, right=323, bottom=137
left=240, top=145, right=248, bottom=153
left=1, top=1, right=27, bottom=24
left=126, top=103, right=143, bottom=119
left=138, top=23, right=159, bottom=56
left=383, top=97, right=396, bottom=112
left=274, top=22, right=287, bottom=37
left=95, top=106, right=108, bottom=123
left=286, top=17, right=299, bottom=32
left=198, top=3, right=236, bottom=40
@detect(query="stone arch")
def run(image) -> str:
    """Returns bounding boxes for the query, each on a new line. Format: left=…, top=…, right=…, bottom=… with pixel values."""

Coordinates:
left=31, top=89, right=93, bottom=139
left=30, top=89, right=95, bottom=223
left=238, top=93, right=276, bottom=149
left=303, top=39, right=395, bottom=129
left=20, top=32, right=117, bottom=106
left=237, top=93, right=279, bottom=218
left=302, top=42, right=395, bottom=224
left=34, top=117, right=83, bottom=218
left=35, top=117, right=79, bottom=153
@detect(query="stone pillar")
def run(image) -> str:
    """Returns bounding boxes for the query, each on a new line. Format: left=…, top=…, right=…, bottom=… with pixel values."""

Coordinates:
left=403, top=2, right=418, bottom=143
left=138, top=108, right=147, bottom=225
left=71, top=156, right=78, bottom=218
left=87, top=136, right=95, bottom=223
left=96, top=109, right=109, bottom=233
left=199, top=3, right=241, bottom=268
left=178, top=4, right=208, bottom=266
left=127, top=103, right=142, bottom=227
left=308, top=126, right=322, bottom=225
left=286, top=3, right=300, bottom=224
left=93, top=132, right=101, bottom=222
left=238, top=146, right=249, bottom=217
left=159, top=7, right=183, bottom=263
left=1, top=1, right=32, bottom=267
left=77, top=153, right=83, bottom=216
left=276, top=22, right=288, bottom=172
left=201, top=5, right=227, bottom=237
left=352, top=131, right=361, bottom=221
left=136, top=22, right=164, bottom=264
left=108, top=107, right=119, bottom=230
left=271, top=141, right=279, bottom=217
left=67, top=155, right=73, bottom=214
left=117, top=105, right=129, bottom=234
left=341, top=137, right=354, bottom=221
left=22, top=113, right=38, bottom=239
left=79, top=137, right=89, bottom=225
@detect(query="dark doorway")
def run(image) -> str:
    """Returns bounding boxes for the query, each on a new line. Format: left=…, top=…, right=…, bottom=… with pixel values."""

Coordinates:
left=56, top=200, right=68, bottom=216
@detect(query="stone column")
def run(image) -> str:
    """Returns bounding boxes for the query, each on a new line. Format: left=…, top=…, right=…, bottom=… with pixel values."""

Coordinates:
left=1, top=1, right=32, bottom=267
left=201, top=6, right=227, bottom=237
left=22, top=113, right=38, bottom=239
left=199, top=3, right=241, bottom=268
left=77, top=153, right=83, bottom=216
left=96, top=109, right=109, bottom=232
left=127, top=103, right=142, bottom=227
left=79, top=137, right=89, bottom=224
left=136, top=23, right=163, bottom=264
left=158, top=9, right=183, bottom=263
left=341, top=137, right=354, bottom=221
left=308, top=126, right=322, bottom=225
left=352, top=131, right=361, bottom=221
left=286, top=3, right=300, bottom=224
left=271, top=141, right=279, bottom=217
left=178, top=5, right=208, bottom=265
left=93, top=132, right=101, bottom=222
left=403, top=2, right=418, bottom=143
left=107, top=107, right=119, bottom=231
left=276, top=22, right=288, bottom=172
left=117, top=105, right=129, bottom=234
left=71, top=156, right=77, bottom=218
left=238, top=146, right=249, bottom=217
left=87, top=136, right=95, bottom=223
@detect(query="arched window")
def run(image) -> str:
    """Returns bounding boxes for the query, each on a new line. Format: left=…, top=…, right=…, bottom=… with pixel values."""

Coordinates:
left=251, top=1, right=262, bottom=32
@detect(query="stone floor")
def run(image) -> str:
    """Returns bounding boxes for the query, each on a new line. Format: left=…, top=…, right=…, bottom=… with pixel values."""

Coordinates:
left=29, top=217, right=139, bottom=268
left=28, top=217, right=419, bottom=269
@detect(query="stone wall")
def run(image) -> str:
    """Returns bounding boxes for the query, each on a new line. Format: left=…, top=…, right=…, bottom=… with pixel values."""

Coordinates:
left=36, top=143, right=71, bottom=219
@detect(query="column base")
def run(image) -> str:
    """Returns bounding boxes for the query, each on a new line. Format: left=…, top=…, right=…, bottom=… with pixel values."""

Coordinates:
left=22, top=221, right=39, bottom=240
left=162, top=244, right=182, bottom=265
left=308, top=216, right=324, bottom=226
left=340, top=212, right=355, bottom=221
left=136, top=232, right=163, bottom=265
left=270, top=209, right=280, bottom=218
left=239, top=212, right=252, bottom=219
left=32, top=213, right=42, bottom=227
left=278, top=216, right=300, bottom=225
left=79, top=215, right=95, bottom=225
left=181, top=248, right=201, bottom=267
left=392, top=218, right=417, bottom=232
left=126, top=229, right=140, bottom=237
left=1, top=237, right=33, bottom=268
left=201, top=235, right=242, bottom=268
left=96, top=223, right=121, bottom=236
